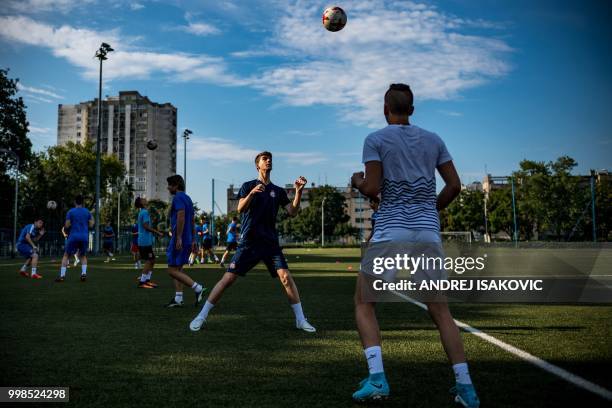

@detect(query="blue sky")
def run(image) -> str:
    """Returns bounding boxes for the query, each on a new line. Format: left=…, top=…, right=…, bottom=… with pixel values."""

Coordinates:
left=1, top=0, right=611, bottom=213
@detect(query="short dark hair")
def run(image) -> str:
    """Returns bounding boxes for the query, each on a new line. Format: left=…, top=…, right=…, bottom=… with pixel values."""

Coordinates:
left=75, top=195, right=84, bottom=205
left=232, top=216, right=238, bottom=221
left=369, top=196, right=380, bottom=204
left=167, top=175, right=185, bottom=191
left=384, top=83, right=414, bottom=115
left=254, top=151, right=272, bottom=166
left=135, top=197, right=143, bottom=208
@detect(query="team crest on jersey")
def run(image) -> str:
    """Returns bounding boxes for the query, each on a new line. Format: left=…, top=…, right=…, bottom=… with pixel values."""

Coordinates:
left=270, top=191, right=276, bottom=198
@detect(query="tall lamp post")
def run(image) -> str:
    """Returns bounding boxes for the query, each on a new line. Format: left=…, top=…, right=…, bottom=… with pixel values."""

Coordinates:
left=182, top=129, right=192, bottom=191
left=93, top=42, right=113, bottom=255
left=0, top=148, right=19, bottom=258
left=321, top=196, right=326, bottom=247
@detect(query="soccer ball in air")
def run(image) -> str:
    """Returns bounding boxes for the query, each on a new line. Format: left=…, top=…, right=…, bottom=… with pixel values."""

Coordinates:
left=47, top=200, right=57, bottom=210
left=322, top=6, right=347, bottom=32
left=146, top=139, right=158, bottom=150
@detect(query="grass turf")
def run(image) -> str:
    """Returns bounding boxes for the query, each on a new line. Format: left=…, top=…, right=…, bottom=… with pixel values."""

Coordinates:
left=1, top=248, right=611, bottom=407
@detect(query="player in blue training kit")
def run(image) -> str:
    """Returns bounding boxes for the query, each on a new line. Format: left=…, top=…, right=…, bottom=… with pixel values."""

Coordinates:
left=200, top=219, right=218, bottom=264
left=135, top=197, right=164, bottom=289
left=56, top=195, right=94, bottom=282
left=102, top=221, right=115, bottom=262
left=190, top=151, right=316, bottom=333
left=350, top=84, right=480, bottom=406
left=219, top=216, right=239, bottom=268
left=17, top=218, right=45, bottom=279
left=164, top=175, right=207, bottom=308
left=190, top=221, right=203, bottom=266
left=62, top=226, right=81, bottom=267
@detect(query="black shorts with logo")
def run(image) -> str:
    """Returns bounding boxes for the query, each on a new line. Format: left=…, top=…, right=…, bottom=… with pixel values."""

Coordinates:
left=227, top=242, right=288, bottom=278
left=139, top=245, right=156, bottom=261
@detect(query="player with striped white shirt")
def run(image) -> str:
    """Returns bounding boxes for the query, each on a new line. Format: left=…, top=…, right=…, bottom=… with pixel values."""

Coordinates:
left=350, top=83, right=480, bottom=407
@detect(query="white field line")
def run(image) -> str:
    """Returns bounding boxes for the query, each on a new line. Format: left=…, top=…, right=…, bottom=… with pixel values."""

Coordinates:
left=392, top=291, right=612, bottom=401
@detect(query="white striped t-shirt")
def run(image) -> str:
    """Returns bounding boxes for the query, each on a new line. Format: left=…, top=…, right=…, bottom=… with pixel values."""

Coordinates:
left=362, top=124, right=452, bottom=242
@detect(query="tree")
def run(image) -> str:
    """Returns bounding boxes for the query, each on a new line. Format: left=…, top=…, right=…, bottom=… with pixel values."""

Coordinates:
left=279, top=185, right=357, bottom=241
left=487, top=187, right=514, bottom=237
left=440, top=189, right=485, bottom=232
left=148, top=199, right=170, bottom=232
left=0, top=68, right=34, bottom=229
left=20, top=141, right=125, bottom=228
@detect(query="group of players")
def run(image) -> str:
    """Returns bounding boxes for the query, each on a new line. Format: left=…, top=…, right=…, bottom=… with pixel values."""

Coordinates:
left=13, top=84, right=480, bottom=407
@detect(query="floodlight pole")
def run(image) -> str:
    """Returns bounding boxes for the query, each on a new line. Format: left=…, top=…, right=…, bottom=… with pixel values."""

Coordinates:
left=94, top=43, right=113, bottom=255
left=211, top=178, right=215, bottom=245
left=0, top=149, right=19, bottom=258
left=182, top=129, right=191, bottom=192
left=511, top=176, right=518, bottom=246
left=321, top=196, right=326, bottom=247
left=590, top=170, right=597, bottom=242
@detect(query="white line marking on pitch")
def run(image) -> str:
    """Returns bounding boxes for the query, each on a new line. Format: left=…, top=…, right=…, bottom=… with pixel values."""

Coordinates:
left=393, top=291, right=612, bottom=401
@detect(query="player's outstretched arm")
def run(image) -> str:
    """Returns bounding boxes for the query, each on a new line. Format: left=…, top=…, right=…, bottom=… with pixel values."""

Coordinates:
left=436, top=160, right=461, bottom=211
left=287, top=176, right=307, bottom=217
left=351, top=161, right=382, bottom=199
left=237, top=183, right=265, bottom=213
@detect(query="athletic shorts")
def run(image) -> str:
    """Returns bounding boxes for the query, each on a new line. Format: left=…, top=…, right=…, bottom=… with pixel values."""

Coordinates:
left=103, top=241, right=114, bottom=251
left=131, top=243, right=139, bottom=253
left=17, top=243, right=35, bottom=258
left=139, top=245, right=155, bottom=261
left=202, top=238, right=212, bottom=250
left=226, top=241, right=238, bottom=251
left=227, top=242, right=288, bottom=278
left=66, top=237, right=88, bottom=256
left=166, top=240, right=191, bottom=267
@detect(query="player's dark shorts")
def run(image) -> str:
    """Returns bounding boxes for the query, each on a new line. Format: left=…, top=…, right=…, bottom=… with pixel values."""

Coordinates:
left=202, top=238, right=212, bottom=250
left=226, top=241, right=238, bottom=251
left=166, top=239, right=191, bottom=267
left=103, top=240, right=113, bottom=251
left=66, top=237, right=88, bottom=256
left=131, top=243, right=139, bottom=253
left=17, top=243, right=35, bottom=258
left=139, top=245, right=155, bottom=261
left=227, top=242, right=288, bottom=278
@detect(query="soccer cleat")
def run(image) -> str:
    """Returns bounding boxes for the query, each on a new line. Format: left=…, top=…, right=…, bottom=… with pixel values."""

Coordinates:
left=165, top=298, right=184, bottom=308
left=55, top=277, right=65, bottom=282
left=104, top=259, right=110, bottom=263
left=80, top=274, right=87, bottom=282
left=352, top=373, right=390, bottom=402
left=189, top=316, right=206, bottom=332
left=138, top=281, right=154, bottom=289
left=194, top=286, right=208, bottom=307
left=450, top=383, right=480, bottom=408
left=31, top=273, right=43, bottom=279
left=296, top=320, right=316, bottom=333
left=19, top=270, right=30, bottom=278
left=145, top=280, right=158, bottom=288
left=74, top=258, right=80, bottom=266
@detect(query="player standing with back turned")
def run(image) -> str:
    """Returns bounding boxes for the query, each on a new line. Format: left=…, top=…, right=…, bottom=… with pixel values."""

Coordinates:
left=350, top=84, right=480, bottom=407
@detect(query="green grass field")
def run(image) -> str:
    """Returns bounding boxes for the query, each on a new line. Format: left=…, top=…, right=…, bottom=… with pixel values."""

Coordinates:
left=1, top=248, right=611, bottom=407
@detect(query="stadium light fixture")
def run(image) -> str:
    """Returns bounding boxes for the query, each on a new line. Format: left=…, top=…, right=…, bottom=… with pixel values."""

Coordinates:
left=93, top=42, right=113, bottom=255
left=182, top=129, right=192, bottom=191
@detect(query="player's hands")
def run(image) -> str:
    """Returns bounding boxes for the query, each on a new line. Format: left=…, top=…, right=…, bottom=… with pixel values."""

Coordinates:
left=294, top=176, right=307, bottom=192
left=39, top=228, right=45, bottom=236
left=249, top=183, right=265, bottom=196
left=156, top=230, right=164, bottom=237
left=175, top=236, right=183, bottom=250
left=351, top=172, right=365, bottom=188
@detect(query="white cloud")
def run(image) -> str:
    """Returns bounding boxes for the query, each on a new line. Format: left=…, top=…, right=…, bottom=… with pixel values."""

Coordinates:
left=0, top=16, right=241, bottom=85
left=177, top=136, right=325, bottom=165
left=130, top=2, right=144, bottom=10
left=28, top=126, right=53, bottom=134
left=246, top=0, right=512, bottom=126
left=181, top=22, right=221, bottom=36
left=5, top=0, right=95, bottom=13
left=17, top=83, right=63, bottom=99
left=439, top=110, right=463, bottom=117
